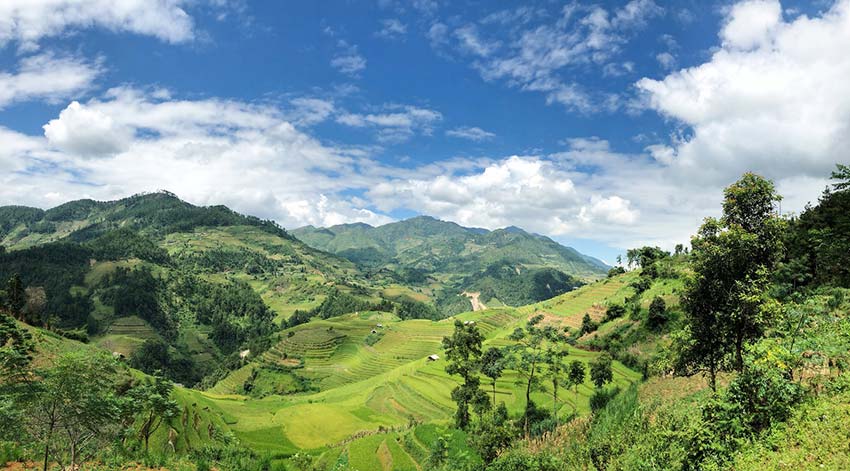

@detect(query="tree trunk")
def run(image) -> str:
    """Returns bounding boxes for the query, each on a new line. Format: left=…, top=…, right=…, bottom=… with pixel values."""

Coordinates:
left=524, top=364, right=536, bottom=436
left=708, top=361, right=717, bottom=392
left=492, top=380, right=497, bottom=407
left=553, top=379, right=559, bottom=426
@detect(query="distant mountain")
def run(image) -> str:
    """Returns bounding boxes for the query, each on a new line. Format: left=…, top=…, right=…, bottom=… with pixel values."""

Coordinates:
left=293, top=216, right=608, bottom=314
left=293, top=216, right=609, bottom=279
left=0, top=191, right=291, bottom=248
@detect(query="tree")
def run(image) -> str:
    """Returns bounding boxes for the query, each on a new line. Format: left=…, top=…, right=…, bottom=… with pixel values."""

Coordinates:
left=442, top=320, right=488, bottom=429
left=544, top=346, right=568, bottom=425
left=23, top=286, right=46, bottom=326
left=469, top=403, right=518, bottom=465
left=589, top=352, right=613, bottom=389
left=6, top=274, right=25, bottom=320
left=128, top=373, right=180, bottom=453
left=507, top=315, right=560, bottom=435
left=681, top=173, right=785, bottom=385
left=481, top=347, right=505, bottom=406
left=25, top=352, right=120, bottom=471
left=567, top=360, right=586, bottom=414
left=0, top=312, right=34, bottom=442
left=579, top=313, right=598, bottom=336
left=647, top=296, right=668, bottom=331
left=832, top=163, right=850, bottom=191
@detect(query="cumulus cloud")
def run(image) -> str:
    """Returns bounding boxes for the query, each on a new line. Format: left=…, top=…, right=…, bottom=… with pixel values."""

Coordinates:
left=0, top=53, right=101, bottom=109
left=637, top=0, right=850, bottom=186
left=0, top=0, right=196, bottom=50
left=1, top=89, right=393, bottom=229
left=368, top=155, right=639, bottom=238
left=446, top=126, right=496, bottom=142
left=43, top=101, right=132, bottom=157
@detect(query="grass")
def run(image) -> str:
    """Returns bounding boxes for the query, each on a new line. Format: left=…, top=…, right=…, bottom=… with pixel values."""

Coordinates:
left=198, top=277, right=643, bottom=458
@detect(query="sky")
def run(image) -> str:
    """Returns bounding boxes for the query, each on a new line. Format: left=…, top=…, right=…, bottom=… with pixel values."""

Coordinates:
left=0, top=0, right=846, bottom=263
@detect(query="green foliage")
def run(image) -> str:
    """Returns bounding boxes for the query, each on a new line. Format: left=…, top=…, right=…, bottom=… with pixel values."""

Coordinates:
left=86, top=228, right=170, bottom=264
left=646, top=296, right=668, bottom=331
left=579, top=313, right=598, bottom=336
left=680, top=173, right=785, bottom=388
left=481, top=347, right=506, bottom=406
left=397, top=298, right=440, bottom=320
left=603, top=303, right=626, bottom=322
left=608, top=266, right=626, bottom=278
left=589, top=386, right=620, bottom=412
left=443, top=319, right=489, bottom=429
left=590, top=352, right=613, bottom=389
left=469, top=404, right=519, bottom=464
left=126, top=373, right=180, bottom=452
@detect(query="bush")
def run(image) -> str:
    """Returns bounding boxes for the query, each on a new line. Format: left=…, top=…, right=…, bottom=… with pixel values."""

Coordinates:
left=589, top=386, right=621, bottom=412
left=646, top=296, right=668, bottom=331
left=603, top=303, right=626, bottom=322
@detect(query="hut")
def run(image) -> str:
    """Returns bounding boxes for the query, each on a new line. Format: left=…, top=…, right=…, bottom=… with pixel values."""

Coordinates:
left=427, top=354, right=440, bottom=361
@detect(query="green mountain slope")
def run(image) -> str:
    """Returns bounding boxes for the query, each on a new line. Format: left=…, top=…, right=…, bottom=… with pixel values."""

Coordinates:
left=293, top=216, right=608, bottom=313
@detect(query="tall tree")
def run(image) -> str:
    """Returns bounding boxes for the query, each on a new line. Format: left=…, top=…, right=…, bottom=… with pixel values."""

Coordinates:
left=544, top=346, right=569, bottom=425
left=507, top=314, right=562, bottom=434
left=25, top=352, right=120, bottom=471
left=128, top=373, right=180, bottom=453
left=442, top=320, right=488, bottom=429
left=589, top=352, right=613, bottom=389
left=6, top=274, right=25, bottom=320
left=481, top=347, right=505, bottom=407
left=567, top=360, right=586, bottom=414
left=681, top=173, right=785, bottom=385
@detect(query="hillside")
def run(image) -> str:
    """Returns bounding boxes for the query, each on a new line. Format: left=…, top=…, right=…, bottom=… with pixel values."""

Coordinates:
left=0, top=192, right=378, bottom=387
left=293, top=216, right=608, bottom=313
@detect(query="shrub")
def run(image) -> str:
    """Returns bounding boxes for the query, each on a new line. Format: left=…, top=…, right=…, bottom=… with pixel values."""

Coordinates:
left=589, top=386, right=620, bottom=412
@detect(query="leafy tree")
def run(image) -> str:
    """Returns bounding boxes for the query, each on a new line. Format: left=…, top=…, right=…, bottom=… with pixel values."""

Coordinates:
left=442, top=320, right=489, bottom=429
left=647, top=296, right=668, bottom=331
left=681, top=173, right=785, bottom=386
left=507, top=314, right=562, bottom=434
left=0, top=312, right=35, bottom=443
left=566, top=360, right=586, bottom=414
left=469, top=403, right=518, bottom=465
left=607, top=266, right=626, bottom=278
left=603, top=303, right=626, bottom=322
left=481, top=347, right=505, bottom=406
left=23, top=286, right=46, bottom=326
left=544, top=346, right=568, bottom=424
left=5, top=274, right=24, bottom=320
left=579, top=313, right=598, bottom=336
left=127, top=374, right=180, bottom=453
left=25, top=352, right=120, bottom=471
left=589, top=352, right=613, bottom=389
left=626, top=246, right=669, bottom=269
left=832, top=162, right=850, bottom=191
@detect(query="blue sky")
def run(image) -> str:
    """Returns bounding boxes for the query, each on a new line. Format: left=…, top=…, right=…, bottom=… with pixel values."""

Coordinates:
left=0, top=0, right=844, bottom=263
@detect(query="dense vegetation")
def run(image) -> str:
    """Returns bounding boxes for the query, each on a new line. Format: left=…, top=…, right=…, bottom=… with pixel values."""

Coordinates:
left=1, top=167, right=848, bottom=470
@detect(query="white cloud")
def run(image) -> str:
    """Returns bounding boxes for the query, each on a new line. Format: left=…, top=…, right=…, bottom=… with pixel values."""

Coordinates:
left=288, top=98, right=335, bottom=126
left=720, top=0, right=783, bottom=50
left=1, top=89, right=393, bottom=229
left=0, top=53, right=101, bottom=109
left=377, top=19, right=407, bottom=39
left=637, top=0, right=850, bottom=186
left=446, top=126, right=496, bottom=142
left=43, top=101, right=132, bottom=157
left=655, top=51, right=676, bottom=70
left=336, top=105, right=442, bottom=143
left=368, top=155, right=639, bottom=238
left=0, top=0, right=196, bottom=50
left=439, top=1, right=663, bottom=112
left=331, top=54, right=367, bottom=76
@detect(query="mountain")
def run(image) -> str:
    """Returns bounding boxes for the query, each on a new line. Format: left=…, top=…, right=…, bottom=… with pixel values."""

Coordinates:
left=0, top=192, right=372, bottom=386
left=292, top=216, right=608, bottom=314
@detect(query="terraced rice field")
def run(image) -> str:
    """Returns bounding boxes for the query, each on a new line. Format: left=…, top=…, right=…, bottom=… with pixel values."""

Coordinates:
left=201, top=277, right=642, bottom=459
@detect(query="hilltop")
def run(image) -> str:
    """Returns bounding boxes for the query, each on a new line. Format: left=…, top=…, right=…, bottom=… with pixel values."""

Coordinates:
left=293, top=216, right=608, bottom=313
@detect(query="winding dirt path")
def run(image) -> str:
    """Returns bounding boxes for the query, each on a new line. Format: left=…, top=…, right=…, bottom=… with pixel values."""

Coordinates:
left=462, top=291, right=487, bottom=311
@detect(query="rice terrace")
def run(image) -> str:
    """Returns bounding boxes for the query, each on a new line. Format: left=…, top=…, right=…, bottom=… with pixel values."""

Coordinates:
left=2, top=0, right=850, bottom=470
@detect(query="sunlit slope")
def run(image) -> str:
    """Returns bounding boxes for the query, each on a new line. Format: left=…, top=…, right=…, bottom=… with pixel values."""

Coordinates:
left=202, top=275, right=642, bottom=454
